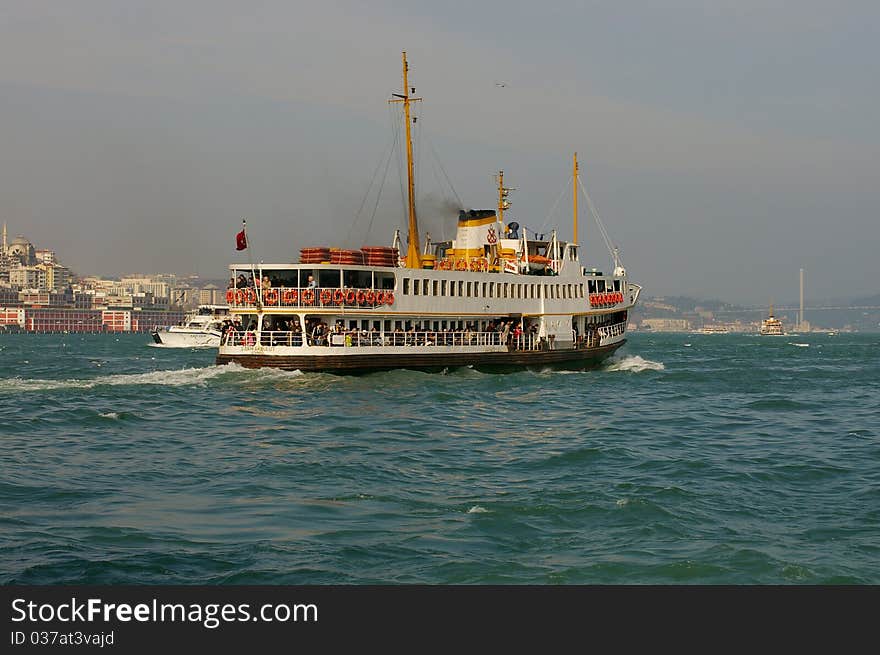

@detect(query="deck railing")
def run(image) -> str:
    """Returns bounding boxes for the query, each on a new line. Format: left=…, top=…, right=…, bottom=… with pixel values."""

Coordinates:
left=223, top=330, right=548, bottom=350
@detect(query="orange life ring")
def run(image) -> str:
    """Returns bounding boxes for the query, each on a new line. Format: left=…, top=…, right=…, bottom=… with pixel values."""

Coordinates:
left=455, top=260, right=467, bottom=271
left=301, top=289, right=314, bottom=305
left=332, top=289, right=343, bottom=305
left=226, top=289, right=235, bottom=304
left=469, top=259, right=479, bottom=272
left=263, top=289, right=278, bottom=304
left=356, top=290, right=366, bottom=305
left=365, top=290, right=375, bottom=305
left=282, top=289, right=298, bottom=304
left=375, top=291, right=386, bottom=305
left=385, top=292, right=394, bottom=305
left=345, top=289, right=356, bottom=305
left=234, top=289, right=244, bottom=305
left=320, top=289, right=332, bottom=305
left=244, top=288, right=256, bottom=305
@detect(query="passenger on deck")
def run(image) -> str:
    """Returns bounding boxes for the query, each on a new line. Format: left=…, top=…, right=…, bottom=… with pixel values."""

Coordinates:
left=307, top=275, right=317, bottom=289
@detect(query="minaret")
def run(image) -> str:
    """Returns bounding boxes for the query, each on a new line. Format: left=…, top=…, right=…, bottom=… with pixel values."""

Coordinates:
left=2, top=222, right=6, bottom=256
left=799, top=268, right=804, bottom=330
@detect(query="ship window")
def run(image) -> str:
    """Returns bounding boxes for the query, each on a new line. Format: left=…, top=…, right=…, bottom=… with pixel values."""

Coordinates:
left=466, top=282, right=472, bottom=297
left=458, top=281, right=464, bottom=296
left=433, top=281, right=439, bottom=296
left=614, top=280, right=621, bottom=291
left=384, top=320, right=391, bottom=332
left=403, top=278, right=410, bottom=295
left=343, top=270, right=371, bottom=289
left=482, top=282, right=487, bottom=297
left=587, top=280, right=596, bottom=293
left=423, top=279, right=429, bottom=295
left=597, top=279, right=606, bottom=292
left=317, top=270, right=340, bottom=289
left=376, top=272, right=396, bottom=290
left=489, top=282, right=494, bottom=298
left=449, top=281, right=456, bottom=297
left=413, top=280, right=420, bottom=296
left=441, top=280, right=447, bottom=295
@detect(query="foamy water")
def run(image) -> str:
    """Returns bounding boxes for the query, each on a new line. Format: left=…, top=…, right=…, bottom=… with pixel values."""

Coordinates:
left=603, top=354, right=665, bottom=372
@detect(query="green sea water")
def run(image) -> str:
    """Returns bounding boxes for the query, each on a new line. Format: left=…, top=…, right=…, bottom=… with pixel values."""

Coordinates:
left=1, top=332, right=878, bottom=583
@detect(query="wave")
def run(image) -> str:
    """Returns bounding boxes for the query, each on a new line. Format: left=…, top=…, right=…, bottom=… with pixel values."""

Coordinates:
left=0, top=363, right=304, bottom=393
left=604, top=354, right=665, bottom=373
left=788, top=343, right=810, bottom=348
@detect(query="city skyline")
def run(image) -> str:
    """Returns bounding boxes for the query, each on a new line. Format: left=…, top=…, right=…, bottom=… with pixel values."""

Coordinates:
left=1, top=2, right=878, bottom=304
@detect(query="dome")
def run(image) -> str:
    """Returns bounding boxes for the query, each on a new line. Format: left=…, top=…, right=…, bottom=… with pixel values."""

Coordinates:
left=11, top=236, right=30, bottom=246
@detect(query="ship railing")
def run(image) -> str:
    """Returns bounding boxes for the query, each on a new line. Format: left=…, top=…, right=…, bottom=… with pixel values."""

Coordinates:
left=223, top=330, right=522, bottom=349
left=226, top=286, right=395, bottom=309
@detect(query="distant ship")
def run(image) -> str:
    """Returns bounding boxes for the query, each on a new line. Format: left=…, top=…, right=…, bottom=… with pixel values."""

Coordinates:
left=152, top=305, right=230, bottom=347
left=215, top=53, right=640, bottom=373
left=695, top=325, right=729, bottom=334
left=759, top=304, right=785, bottom=336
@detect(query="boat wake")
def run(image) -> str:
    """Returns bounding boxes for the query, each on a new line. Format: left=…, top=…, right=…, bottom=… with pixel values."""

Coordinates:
left=0, top=363, right=304, bottom=393
left=788, top=342, right=810, bottom=348
left=603, top=354, right=665, bottom=373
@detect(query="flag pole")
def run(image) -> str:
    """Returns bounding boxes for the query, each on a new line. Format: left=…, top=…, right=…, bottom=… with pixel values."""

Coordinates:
left=241, top=218, right=262, bottom=312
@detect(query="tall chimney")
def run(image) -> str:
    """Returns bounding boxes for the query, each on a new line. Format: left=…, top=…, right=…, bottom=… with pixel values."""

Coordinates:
left=799, top=268, right=804, bottom=330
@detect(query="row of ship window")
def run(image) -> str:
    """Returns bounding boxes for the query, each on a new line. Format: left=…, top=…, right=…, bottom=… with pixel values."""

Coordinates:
left=401, top=278, right=622, bottom=300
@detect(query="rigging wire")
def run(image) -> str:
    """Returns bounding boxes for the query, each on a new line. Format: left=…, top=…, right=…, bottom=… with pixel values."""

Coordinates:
left=392, top=104, right=408, bottom=233
left=578, top=176, right=618, bottom=263
left=364, top=123, right=400, bottom=244
left=345, top=123, right=398, bottom=246
left=535, top=176, right=571, bottom=238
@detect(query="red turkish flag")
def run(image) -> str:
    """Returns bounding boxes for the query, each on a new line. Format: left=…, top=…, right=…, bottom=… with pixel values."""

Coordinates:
left=235, top=229, right=247, bottom=251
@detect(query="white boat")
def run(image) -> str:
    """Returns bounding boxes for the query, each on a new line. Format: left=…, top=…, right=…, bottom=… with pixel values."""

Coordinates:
left=760, top=303, right=785, bottom=336
left=152, top=305, right=230, bottom=347
left=695, top=325, right=729, bottom=334
left=216, top=53, right=640, bottom=373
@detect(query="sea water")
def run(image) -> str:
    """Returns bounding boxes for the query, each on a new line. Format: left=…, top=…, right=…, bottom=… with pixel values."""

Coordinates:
left=1, top=332, right=878, bottom=583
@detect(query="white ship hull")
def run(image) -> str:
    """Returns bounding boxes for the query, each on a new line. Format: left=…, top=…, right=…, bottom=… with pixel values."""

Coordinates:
left=152, top=327, right=222, bottom=348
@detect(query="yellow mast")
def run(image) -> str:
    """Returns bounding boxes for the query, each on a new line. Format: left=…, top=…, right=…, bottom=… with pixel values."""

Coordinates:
left=389, top=51, right=422, bottom=268
left=497, top=170, right=505, bottom=224
left=572, top=152, right=579, bottom=245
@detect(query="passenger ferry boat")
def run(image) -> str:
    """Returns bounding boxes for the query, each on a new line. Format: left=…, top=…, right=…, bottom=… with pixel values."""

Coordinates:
left=152, top=304, right=229, bottom=347
left=760, top=304, right=785, bottom=336
left=216, top=53, right=640, bottom=373
left=695, top=325, right=730, bottom=335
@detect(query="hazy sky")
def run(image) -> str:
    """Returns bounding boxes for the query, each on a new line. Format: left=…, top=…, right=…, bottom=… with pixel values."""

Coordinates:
left=1, top=1, right=877, bottom=304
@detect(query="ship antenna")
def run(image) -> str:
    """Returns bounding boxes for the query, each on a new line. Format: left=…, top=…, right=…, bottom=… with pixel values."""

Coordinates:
left=389, top=51, right=422, bottom=268
left=572, top=152, right=579, bottom=245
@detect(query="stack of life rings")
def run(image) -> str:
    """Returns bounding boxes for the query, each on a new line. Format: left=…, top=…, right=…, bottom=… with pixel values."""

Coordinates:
left=589, top=292, right=624, bottom=307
